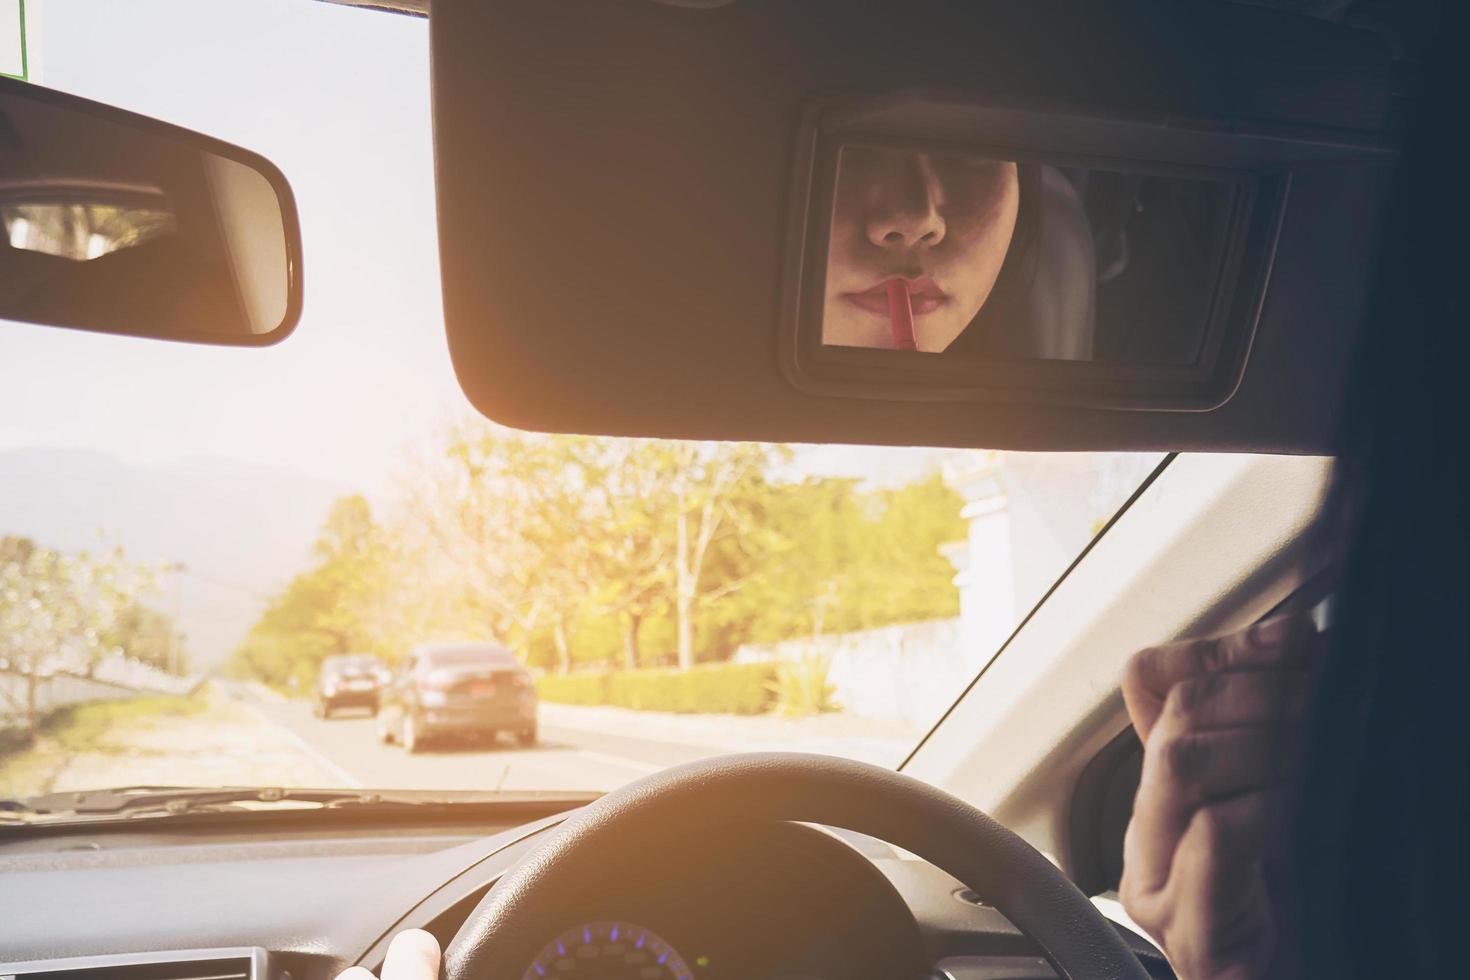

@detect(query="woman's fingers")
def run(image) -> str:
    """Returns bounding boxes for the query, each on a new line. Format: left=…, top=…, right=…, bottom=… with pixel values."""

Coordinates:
left=1159, top=667, right=1312, bottom=734
left=335, top=930, right=440, bottom=980
left=1124, top=652, right=1308, bottom=895
left=1123, top=614, right=1314, bottom=743
left=1123, top=791, right=1280, bottom=979
left=1123, top=727, right=1288, bottom=895
left=383, top=930, right=441, bottom=980
left=1170, top=791, right=1275, bottom=899
left=1164, top=793, right=1277, bottom=980
left=1119, top=616, right=1316, bottom=980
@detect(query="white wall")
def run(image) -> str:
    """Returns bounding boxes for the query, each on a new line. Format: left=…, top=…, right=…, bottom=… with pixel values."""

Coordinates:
left=736, top=618, right=965, bottom=730
left=734, top=453, right=1164, bottom=731
left=0, top=655, right=200, bottom=731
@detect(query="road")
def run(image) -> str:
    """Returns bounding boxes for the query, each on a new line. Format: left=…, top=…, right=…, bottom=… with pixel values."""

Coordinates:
left=247, top=699, right=731, bottom=793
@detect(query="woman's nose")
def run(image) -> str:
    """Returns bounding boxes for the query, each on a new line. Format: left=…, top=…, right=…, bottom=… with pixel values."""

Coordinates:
left=865, top=155, right=946, bottom=249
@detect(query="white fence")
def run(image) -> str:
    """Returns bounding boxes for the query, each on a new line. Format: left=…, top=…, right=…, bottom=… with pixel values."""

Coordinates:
left=0, top=655, right=201, bottom=732
left=735, top=618, right=968, bottom=729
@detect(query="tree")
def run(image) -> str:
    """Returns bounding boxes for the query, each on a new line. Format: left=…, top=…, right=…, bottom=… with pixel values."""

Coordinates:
left=707, top=471, right=966, bottom=650
left=0, top=535, right=156, bottom=735
left=392, top=430, right=784, bottom=672
left=229, top=422, right=968, bottom=692
left=424, top=427, right=603, bottom=673
left=228, top=495, right=397, bottom=689
left=103, top=602, right=188, bottom=674
left=667, top=442, right=786, bottom=669
left=578, top=440, right=673, bottom=669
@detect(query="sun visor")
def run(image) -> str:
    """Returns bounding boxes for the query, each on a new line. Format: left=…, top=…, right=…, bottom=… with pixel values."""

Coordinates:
left=430, top=0, right=1397, bottom=452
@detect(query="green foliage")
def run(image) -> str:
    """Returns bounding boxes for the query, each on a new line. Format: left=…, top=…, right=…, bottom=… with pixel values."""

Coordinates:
left=39, top=693, right=207, bottom=754
left=607, top=663, right=776, bottom=714
left=705, top=471, right=966, bottom=650
left=771, top=654, right=837, bottom=718
left=102, top=603, right=188, bottom=674
left=0, top=534, right=165, bottom=732
left=227, top=495, right=396, bottom=691
left=0, top=691, right=209, bottom=797
left=231, top=423, right=968, bottom=706
left=538, top=662, right=778, bottom=715
left=533, top=671, right=608, bottom=706
left=0, top=726, right=31, bottom=755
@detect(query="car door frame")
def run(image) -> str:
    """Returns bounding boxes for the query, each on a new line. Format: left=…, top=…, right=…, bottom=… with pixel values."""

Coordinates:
left=902, top=452, right=1333, bottom=881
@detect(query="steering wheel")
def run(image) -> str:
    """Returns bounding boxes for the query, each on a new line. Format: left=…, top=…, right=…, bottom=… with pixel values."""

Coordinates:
left=444, top=753, right=1151, bottom=980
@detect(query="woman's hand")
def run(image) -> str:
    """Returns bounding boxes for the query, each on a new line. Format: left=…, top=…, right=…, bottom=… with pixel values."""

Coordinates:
left=336, top=930, right=441, bottom=980
left=1119, top=614, right=1315, bottom=980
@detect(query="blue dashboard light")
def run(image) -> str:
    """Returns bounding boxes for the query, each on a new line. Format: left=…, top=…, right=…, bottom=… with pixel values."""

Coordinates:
left=523, top=921, right=690, bottom=980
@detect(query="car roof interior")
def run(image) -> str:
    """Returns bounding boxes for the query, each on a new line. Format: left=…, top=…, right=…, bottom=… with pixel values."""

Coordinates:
left=426, top=0, right=1419, bottom=454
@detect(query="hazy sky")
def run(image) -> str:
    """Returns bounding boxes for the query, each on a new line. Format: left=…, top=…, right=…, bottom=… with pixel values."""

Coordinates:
left=0, top=0, right=952, bottom=497
left=0, top=0, right=977, bottom=664
left=0, top=2, right=1178, bottom=675
left=1, top=1, right=473, bottom=494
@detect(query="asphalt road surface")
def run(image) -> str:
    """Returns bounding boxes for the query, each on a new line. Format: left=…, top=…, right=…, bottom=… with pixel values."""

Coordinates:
left=247, top=699, right=729, bottom=793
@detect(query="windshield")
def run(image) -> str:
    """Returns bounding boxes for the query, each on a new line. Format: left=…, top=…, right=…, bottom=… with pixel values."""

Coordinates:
left=1, top=2, right=1166, bottom=806
left=423, top=647, right=517, bottom=668
left=324, top=656, right=381, bottom=674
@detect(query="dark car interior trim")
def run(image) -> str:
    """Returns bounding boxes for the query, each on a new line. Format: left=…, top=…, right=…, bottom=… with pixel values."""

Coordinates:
left=431, top=0, right=1397, bottom=452
left=0, top=802, right=1178, bottom=980
left=0, top=946, right=270, bottom=980
left=0, top=75, right=304, bottom=348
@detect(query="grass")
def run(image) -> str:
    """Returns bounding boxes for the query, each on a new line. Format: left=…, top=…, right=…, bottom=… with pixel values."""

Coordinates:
left=0, top=742, right=57, bottom=801
left=0, top=691, right=208, bottom=799
left=41, top=693, right=208, bottom=753
left=771, top=653, right=838, bottom=718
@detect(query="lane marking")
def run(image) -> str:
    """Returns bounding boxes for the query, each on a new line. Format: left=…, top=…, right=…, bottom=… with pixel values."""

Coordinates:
left=239, top=700, right=364, bottom=788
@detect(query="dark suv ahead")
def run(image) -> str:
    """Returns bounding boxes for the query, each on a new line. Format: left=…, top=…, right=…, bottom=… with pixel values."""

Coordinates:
left=313, top=654, right=387, bottom=719
left=376, top=642, right=538, bottom=752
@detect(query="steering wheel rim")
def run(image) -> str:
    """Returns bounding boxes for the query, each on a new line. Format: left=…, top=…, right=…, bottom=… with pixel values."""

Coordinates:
left=444, top=753, right=1150, bottom=980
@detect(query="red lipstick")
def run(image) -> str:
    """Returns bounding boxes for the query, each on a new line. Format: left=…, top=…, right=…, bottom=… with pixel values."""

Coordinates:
left=844, top=277, right=948, bottom=315
left=886, top=279, right=916, bottom=350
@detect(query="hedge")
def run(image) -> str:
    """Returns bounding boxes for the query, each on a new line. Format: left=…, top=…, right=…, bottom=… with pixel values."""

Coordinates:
left=537, top=662, right=778, bottom=715
left=533, top=672, right=608, bottom=707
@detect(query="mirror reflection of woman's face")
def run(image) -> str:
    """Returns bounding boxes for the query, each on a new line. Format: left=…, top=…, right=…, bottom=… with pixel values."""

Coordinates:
left=822, top=146, right=1019, bottom=352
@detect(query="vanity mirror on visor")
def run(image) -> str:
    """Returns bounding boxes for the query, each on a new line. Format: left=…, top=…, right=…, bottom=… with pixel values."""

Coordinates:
left=819, top=143, right=1240, bottom=366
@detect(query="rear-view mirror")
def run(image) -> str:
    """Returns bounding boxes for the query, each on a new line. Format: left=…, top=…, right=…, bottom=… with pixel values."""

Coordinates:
left=0, top=77, right=301, bottom=345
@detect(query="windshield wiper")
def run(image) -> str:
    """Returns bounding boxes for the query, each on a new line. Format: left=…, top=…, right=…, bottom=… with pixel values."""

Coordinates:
left=3, top=785, right=596, bottom=823
left=22, top=786, right=394, bottom=816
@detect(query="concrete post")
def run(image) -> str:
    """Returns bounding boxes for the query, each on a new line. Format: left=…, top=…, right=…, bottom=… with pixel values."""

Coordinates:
left=943, top=454, right=1015, bottom=674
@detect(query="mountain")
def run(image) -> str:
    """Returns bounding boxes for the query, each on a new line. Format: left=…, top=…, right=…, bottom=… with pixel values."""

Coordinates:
left=0, top=447, right=350, bottom=668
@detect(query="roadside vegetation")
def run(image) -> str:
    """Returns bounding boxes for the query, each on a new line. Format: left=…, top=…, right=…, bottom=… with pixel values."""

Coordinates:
left=228, top=423, right=965, bottom=715
left=1, top=535, right=187, bottom=735
left=538, top=662, right=779, bottom=715
left=0, top=692, right=207, bottom=799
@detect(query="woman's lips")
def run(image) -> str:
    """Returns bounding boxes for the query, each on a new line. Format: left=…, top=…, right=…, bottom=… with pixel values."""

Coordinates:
left=843, top=277, right=949, bottom=315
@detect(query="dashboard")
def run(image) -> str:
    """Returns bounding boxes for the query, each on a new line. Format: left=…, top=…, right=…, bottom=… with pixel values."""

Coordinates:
left=0, top=807, right=1172, bottom=980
